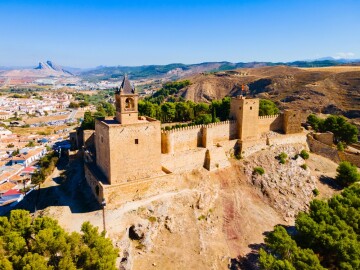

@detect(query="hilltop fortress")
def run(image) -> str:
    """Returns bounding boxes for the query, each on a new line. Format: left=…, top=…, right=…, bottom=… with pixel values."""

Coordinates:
left=83, top=76, right=305, bottom=205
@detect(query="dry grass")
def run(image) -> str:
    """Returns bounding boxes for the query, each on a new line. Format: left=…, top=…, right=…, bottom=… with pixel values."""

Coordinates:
left=74, top=110, right=86, bottom=119
left=300, top=66, right=360, bottom=72
left=24, top=114, right=69, bottom=124
left=9, top=125, right=73, bottom=136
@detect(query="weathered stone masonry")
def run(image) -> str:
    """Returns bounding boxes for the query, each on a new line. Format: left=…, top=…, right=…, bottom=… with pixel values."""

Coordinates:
left=83, top=76, right=303, bottom=205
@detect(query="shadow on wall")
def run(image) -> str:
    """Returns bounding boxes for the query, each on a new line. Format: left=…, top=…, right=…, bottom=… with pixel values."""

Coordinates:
left=197, top=129, right=202, bottom=147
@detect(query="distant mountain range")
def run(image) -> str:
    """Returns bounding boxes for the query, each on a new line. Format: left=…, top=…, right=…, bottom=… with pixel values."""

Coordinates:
left=1, top=58, right=359, bottom=81
left=80, top=58, right=360, bottom=81
left=0, top=60, right=73, bottom=78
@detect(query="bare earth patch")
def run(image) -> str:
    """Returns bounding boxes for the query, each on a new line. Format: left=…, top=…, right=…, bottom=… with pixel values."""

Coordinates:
left=12, top=145, right=344, bottom=269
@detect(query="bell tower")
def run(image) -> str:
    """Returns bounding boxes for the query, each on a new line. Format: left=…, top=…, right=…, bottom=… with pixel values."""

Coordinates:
left=115, top=75, right=139, bottom=125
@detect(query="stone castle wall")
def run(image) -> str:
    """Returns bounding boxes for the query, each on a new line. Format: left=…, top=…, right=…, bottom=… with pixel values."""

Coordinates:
left=307, top=134, right=341, bottom=163
left=307, top=133, right=360, bottom=167
left=161, top=125, right=203, bottom=154
left=95, top=120, right=111, bottom=181
left=239, top=133, right=308, bottom=157
left=258, top=114, right=283, bottom=134
left=339, top=151, right=360, bottom=167
left=83, top=130, right=95, bottom=148
left=84, top=163, right=105, bottom=204
left=161, top=148, right=207, bottom=173
left=314, top=132, right=334, bottom=146
left=161, top=120, right=237, bottom=154
left=268, top=133, right=308, bottom=148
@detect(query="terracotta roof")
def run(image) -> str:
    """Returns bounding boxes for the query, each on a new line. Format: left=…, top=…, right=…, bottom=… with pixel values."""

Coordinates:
left=0, top=172, right=12, bottom=182
left=22, top=166, right=36, bottom=173
left=118, top=75, right=135, bottom=94
left=0, top=181, right=16, bottom=192
left=3, top=189, right=21, bottom=196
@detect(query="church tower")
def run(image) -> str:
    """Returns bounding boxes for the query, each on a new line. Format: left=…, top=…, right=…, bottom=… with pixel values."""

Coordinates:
left=115, top=75, right=139, bottom=124
left=93, top=75, right=162, bottom=186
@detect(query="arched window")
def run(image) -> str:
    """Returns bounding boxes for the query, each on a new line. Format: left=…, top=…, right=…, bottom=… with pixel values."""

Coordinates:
left=125, top=98, right=135, bottom=110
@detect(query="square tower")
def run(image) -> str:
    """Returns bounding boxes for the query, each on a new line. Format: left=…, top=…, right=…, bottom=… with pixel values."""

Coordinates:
left=115, top=75, right=139, bottom=125
left=230, top=96, right=259, bottom=141
left=283, top=110, right=302, bottom=134
left=94, top=76, right=162, bottom=185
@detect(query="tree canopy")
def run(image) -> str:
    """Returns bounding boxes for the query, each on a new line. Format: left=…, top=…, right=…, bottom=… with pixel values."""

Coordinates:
left=259, top=184, right=360, bottom=269
left=259, top=99, right=279, bottom=116
left=307, top=114, right=358, bottom=144
left=335, top=161, right=360, bottom=187
left=0, top=210, right=118, bottom=270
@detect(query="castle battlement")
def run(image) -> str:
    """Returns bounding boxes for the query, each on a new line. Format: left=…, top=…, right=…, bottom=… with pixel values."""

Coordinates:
left=161, top=124, right=204, bottom=134
left=258, top=114, right=280, bottom=120
left=161, top=120, right=236, bottom=134
left=83, top=77, right=303, bottom=205
left=203, top=120, right=235, bottom=128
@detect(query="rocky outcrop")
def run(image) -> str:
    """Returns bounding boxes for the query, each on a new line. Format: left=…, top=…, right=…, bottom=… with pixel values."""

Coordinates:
left=244, top=144, right=316, bottom=220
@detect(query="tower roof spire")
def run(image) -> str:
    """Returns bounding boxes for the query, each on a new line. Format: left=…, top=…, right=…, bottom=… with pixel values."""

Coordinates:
left=119, top=74, right=135, bottom=94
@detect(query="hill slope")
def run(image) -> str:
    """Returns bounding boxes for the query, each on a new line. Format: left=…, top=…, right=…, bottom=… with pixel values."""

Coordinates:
left=79, top=59, right=360, bottom=82
left=178, top=66, right=360, bottom=118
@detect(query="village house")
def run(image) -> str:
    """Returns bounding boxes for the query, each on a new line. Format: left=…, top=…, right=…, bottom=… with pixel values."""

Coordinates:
left=10, top=147, right=47, bottom=167
left=0, top=111, right=12, bottom=120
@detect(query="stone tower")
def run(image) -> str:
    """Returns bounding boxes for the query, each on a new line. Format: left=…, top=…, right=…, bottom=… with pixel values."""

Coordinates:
left=230, top=96, right=259, bottom=141
left=94, top=75, right=162, bottom=185
left=115, top=75, right=139, bottom=125
left=283, top=110, right=302, bottom=134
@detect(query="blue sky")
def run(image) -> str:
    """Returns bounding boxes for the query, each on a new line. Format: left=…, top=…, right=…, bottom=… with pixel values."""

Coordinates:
left=0, top=0, right=359, bottom=67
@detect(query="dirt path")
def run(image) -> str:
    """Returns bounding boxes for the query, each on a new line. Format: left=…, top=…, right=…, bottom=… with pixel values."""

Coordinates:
left=215, top=165, right=287, bottom=258
left=106, top=189, right=193, bottom=221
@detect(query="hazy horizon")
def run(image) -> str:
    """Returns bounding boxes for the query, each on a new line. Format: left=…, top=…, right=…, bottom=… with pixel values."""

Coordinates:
left=1, top=0, right=359, bottom=68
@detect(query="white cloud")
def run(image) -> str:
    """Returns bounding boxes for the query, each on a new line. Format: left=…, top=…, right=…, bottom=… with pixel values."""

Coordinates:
left=334, top=52, right=355, bottom=59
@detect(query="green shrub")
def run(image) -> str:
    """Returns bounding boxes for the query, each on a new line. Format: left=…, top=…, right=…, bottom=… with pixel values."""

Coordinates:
left=337, top=142, right=345, bottom=151
left=198, top=215, right=207, bottom=221
left=235, top=153, right=242, bottom=160
left=148, top=216, right=157, bottom=223
left=299, top=150, right=309, bottom=160
left=335, top=161, right=360, bottom=187
left=312, top=188, right=319, bottom=196
left=300, top=164, right=307, bottom=170
left=253, top=167, right=265, bottom=175
left=277, top=152, right=287, bottom=164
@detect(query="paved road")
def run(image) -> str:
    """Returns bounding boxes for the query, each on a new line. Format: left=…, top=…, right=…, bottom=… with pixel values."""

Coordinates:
left=67, top=109, right=78, bottom=121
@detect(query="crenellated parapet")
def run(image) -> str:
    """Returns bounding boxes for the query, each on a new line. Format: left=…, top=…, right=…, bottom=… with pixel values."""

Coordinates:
left=161, top=124, right=204, bottom=134
left=258, top=114, right=280, bottom=120
left=161, top=120, right=236, bottom=134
